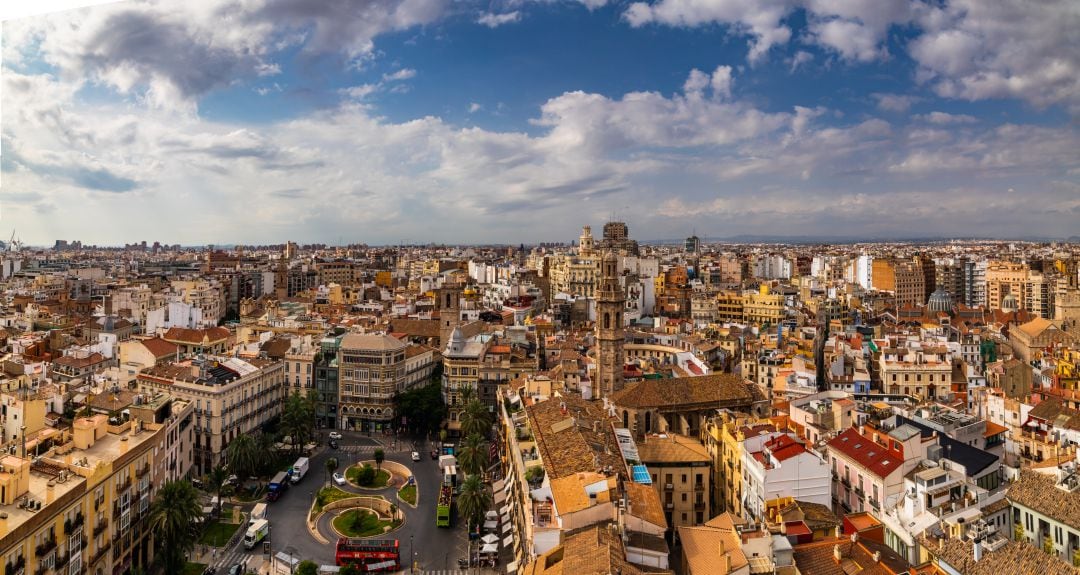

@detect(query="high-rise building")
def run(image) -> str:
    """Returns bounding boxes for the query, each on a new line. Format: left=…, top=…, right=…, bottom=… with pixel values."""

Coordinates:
left=595, top=251, right=625, bottom=399
left=684, top=235, right=701, bottom=255
left=871, top=258, right=925, bottom=308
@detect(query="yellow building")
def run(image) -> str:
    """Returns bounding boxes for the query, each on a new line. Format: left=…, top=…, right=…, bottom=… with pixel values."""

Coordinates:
left=714, top=413, right=777, bottom=518
left=715, top=291, right=744, bottom=323
left=638, top=434, right=712, bottom=527
left=742, top=285, right=784, bottom=326
left=0, top=398, right=194, bottom=575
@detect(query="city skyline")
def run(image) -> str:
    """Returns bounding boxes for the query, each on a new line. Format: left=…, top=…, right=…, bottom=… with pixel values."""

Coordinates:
left=2, top=0, right=1078, bottom=246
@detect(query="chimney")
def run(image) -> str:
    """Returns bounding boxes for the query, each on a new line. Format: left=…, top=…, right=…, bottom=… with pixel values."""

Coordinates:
left=973, top=538, right=983, bottom=562
left=46, top=480, right=55, bottom=505
left=833, top=544, right=842, bottom=562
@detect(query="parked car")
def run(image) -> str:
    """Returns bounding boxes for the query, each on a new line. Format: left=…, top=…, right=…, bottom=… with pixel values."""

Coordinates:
left=228, top=564, right=243, bottom=575
left=411, top=451, right=421, bottom=462
left=333, top=472, right=346, bottom=486
left=328, top=431, right=343, bottom=440
left=329, top=439, right=339, bottom=449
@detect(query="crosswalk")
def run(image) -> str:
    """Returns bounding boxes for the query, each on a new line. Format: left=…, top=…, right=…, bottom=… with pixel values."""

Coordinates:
left=416, top=570, right=469, bottom=575
left=206, top=537, right=260, bottom=573
left=338, top=443, right=419, bottom=454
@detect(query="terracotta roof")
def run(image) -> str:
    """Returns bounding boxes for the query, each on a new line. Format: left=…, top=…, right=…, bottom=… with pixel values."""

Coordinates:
left=526, top=394, right=625, bottom=480
left=983, top=421, right=1008, bottom=438
left=791, top=537, right=896, bottom=575
left=140, top=338, right=179, bottom=359
left=677, top=513, right=748, bottom=575
left=624, top=481, right=667, bottom=529
left=163, top=326, right=230, bottom=344
left=637, top=434, right=711, bottom=464
left=610, top=373, right=755, bottom=410
left=527, top=524, right=663, bottom=575
left=386, top=319, right=440, bottom=339
left=340, top=333, right=407, bottom=351
left=764, top=434, right=806, bottom=462
left=920, top=534, right=1078, bottom=575
left=52, top=352, right=106, bottom=368
left=1007, top=469, right=1080, bottom=531
left=826, top=428, right=904, bottom=480
left=1014, top=317, right=1056, bottom=339
left=549, top=472, right=614, bottom=515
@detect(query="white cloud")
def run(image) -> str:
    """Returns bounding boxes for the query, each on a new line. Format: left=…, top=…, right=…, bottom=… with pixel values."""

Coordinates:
left=2, top=0, right=448, bottom=111
left=909, top=0, right=1080, bottom=111
left=468, top=103, right=483, bottom=113
left=790, top=50, right=814, bottom=72
left=383, top=68, right=417, bottom=82
left=710, top=66, right=733, bottom=99
left=872, top=93, right=920, bottom=113
left=476, top=11, right=521, bottom=28
left=915, top=111, right=978, bottom=125
left=340, top=84, right=380, bottom=100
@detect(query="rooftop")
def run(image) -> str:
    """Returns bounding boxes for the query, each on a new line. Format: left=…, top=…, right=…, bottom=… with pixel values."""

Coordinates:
left=526, top=394, right=625, bottom=480
left=637, top=434, right=711, bottom=464
left=610, top=373, right=756, bottom=410
left=1007, top=469, right=1080, bottom=531
left=340, top=332, right=408, bottom=351
left=677, top=513, right=748, bottom=575
left=920, top=534, right=1078, bottom=575
left=826, top=428, right=904, bottom=480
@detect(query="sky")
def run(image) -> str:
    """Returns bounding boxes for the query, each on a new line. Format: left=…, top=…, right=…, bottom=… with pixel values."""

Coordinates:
left=1, top=0, right=1078, bottom=246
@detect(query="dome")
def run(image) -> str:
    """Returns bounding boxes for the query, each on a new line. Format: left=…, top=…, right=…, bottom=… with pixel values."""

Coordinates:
left=927, top=289, right=952, bottom=313
left=1001, top=293, right=1019, bottom=312
left=463, top=286, right=477, bottom=296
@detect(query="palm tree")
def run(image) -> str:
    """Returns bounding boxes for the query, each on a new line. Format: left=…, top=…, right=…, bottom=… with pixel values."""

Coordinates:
left=148, top=480, right=202, bottom=575
left=459, top=384, right=475, bottom=405
left=374, top=449, right=385, bottom=474
left=326, top=457, right=338, bottom=486
left=457, top=434, right=489, bottom=477
left=227, top=434, right=258, bottom=484
left=283, top=391, right=313, bottom=455
left=460, top=399, right=492, bottom=438
left=205, top=465, right=228, bottom=515
left=457, top=474, right=492, bottom=532
left=255, top=432, right=276, bottom=477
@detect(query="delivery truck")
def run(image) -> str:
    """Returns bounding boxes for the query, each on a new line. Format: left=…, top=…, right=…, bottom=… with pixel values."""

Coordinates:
left=289, top=457, right=309, bottom=484
left=244, top=519, right=270, bottom=549
left=267, top=471, right=290, bottom=502
left=249, top=503, right=267, bottom=524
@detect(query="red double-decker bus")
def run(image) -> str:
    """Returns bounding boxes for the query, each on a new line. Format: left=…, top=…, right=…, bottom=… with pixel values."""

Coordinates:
left=334, top=538, right=400, bottom=572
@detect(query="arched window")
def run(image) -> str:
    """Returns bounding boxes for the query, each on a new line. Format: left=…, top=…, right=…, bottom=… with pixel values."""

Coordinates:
left=615, top=312, right=621, bottom=327
left=603, top=313, right=610, bottom=330
left=645, top=411, right=652, bottom=433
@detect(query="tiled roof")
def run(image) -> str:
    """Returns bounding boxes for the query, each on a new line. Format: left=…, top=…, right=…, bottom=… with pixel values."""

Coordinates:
left=610, top=373, right=755, bottom=409
left=624, top=481, right=666, bottom=529
left=52, top=352, right=106, bottom=368
left=386, top=319, right=440, bottom=338
left=677, top=513, right=748, bottom=575
left=764, top=434, right=806, bottom=462
left=340, top=333, right=407, bottom=351
left=791, top=537, right=896, bottom=575
left=1014, top=317, right=1056, bottom=339
left=549, top=472, right=613, bottom=515
left=826, top=428, right=904, bottom=480
left=163, top=326, right=230, bottom=344
left=637, top=434, right=711, bottom=464
left=140, top=337, right=179, bottom=359
left=527, top=524, right=663, bottom=575
left=527, top=394, right=625, bottom=480
left=1008, top=469, right=1080, bottom=531
left=920, top=534, right=1078, bottom=575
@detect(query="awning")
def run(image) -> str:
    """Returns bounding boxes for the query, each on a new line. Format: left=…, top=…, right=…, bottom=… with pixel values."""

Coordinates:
left=500, top=505, right=510, bottom=515
left=506, top=560, right=519, bottom=574
left=482, top=534, right=500, bottom=544
left=503, top=535, right=514, bottom=547
left=494, top=490, right=507, bottom=504
left=493, top=478, right=506, bottom=492
left=501, top=512, right=511, bottom=524
left=481, top=543, right=499, bottom=554
left=483, top=520, right=498, bottom=531
left=501, top=521, right=512, bottom=534
left=486, top=510, right=499, bottom=520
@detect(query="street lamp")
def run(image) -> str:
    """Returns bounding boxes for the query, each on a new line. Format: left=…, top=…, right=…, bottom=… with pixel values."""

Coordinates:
left=410, top=534, right=414, bottom=574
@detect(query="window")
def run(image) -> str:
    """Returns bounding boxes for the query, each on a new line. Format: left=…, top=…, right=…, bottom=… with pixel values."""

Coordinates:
left=681, top=493, right=687, bottom=502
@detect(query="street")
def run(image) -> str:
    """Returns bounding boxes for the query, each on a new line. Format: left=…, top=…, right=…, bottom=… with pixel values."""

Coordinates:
left=204, top=430, right=474, bottom=573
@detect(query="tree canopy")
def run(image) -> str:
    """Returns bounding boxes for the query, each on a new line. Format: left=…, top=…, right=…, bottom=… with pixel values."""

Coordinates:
left=393, top=380, right=447, bottom=435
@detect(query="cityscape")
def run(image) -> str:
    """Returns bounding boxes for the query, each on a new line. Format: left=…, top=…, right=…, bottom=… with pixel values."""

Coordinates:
left=2, top=1, right=1079, bottom=575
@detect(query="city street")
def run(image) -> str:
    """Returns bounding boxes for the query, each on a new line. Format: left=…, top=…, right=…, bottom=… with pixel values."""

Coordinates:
left=202, top=430, right=478, bottom=573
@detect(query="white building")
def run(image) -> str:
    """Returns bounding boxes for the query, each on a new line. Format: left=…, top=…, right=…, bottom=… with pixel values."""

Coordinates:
left=741, top=433, right=831, bottom=522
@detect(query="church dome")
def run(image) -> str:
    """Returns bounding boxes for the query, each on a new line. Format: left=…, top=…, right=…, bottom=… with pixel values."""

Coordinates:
left=927, top=289, right=952, bottom=313
left=1001, top=293, right=1019, bottom=313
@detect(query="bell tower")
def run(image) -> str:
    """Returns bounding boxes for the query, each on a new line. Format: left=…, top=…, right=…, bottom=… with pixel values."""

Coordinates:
left=596, top=251, right=625, bottom=399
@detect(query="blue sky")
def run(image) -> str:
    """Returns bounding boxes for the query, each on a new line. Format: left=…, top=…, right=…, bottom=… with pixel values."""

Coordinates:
left=2, top=0, right=1078, bottom=245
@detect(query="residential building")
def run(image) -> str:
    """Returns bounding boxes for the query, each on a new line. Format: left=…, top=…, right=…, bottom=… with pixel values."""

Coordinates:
left=1007, top=468, right=1080, bottom=567
left=136, top=356, right=283, bottom=474
left=338, top=333, right=407, bottom=432
left=878, top=341, right=952, bottom=400
left=825, top=425, right=924, bottom=520
left=161, top=326, right=230, bottom=356
left=741, top=434, right=831, bottom=522
left=638, top=434, right=711, bottom=527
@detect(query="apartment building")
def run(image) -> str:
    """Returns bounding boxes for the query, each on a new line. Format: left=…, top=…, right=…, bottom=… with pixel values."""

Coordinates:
left=338, top=333, right=408, bottom=433
left=825, top=425, right=924, bottom=519
left=878, top=341, right=952, bottom=400
left=1008, top=468, right=1080, bottom=565
left=136, top=356, right=283, bottom=474
left=872, top=258, right=926, bottom=308
left=0, top=397, right=193, bottom=575
left=741, top=434, right=831, bottom=523
left=638, top=434, right=711, bottom=528
left=743, top=284, right=785, bottom=326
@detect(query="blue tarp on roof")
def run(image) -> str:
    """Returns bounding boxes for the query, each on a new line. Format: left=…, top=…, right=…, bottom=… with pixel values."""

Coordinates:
left=631, top=465, right=652, bottom=484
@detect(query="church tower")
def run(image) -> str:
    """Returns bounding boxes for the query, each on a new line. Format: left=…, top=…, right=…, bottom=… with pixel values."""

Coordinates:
left=579, top=226, right=594, bottom=256
left=274, top=247, right=289, bottom=300
left=438, top=285, right=464, bottom=351
left=596, top=250, right=625, bottom=399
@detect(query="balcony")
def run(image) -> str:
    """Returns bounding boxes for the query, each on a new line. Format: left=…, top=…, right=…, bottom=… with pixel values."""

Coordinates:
left=840, top=476, right=851, bottom=488
left=64, top=512, right=84, bottom=533
left=869, top=497, right=880, bottom=510
left=831, top=469, right=838, bottom=480
left=5, top=556, right=26, bottom=575
left=664, top=483, right=674, bottom=491
left=119, top=476, right=133, bottom=492
left=854, top=486, right=864, bottom=497
left=694, top=501, right=706, bottom=511
left=839, top=500, right=851, bottom=512
left=694, top=483, right=705, bottom=492
left=137, top=465, right=150, bottom=478
left=665, top=502, right=674, bottom=510
left=91, top=542, right=111, bottom=565
left=34, top=537, right=56, bottom=557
